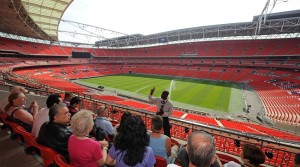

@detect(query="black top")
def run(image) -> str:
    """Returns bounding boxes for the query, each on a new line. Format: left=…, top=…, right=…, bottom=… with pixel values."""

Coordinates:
left=37, top=121, right=72, bottom=159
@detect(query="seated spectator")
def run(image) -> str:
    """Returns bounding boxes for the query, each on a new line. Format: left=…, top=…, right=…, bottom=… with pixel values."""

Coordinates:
left=0, top=86, right=27, bottom=113
left=116, top=111, right=132, bottom=133
left=149, top=115, right=171, bottom=163
left=68, top=96, right=81, bottom=117
left=37, top=103, right=72, bottom=160
left=173, top=131, right=221, bottom=167
left=5, top=92, right=38, bottom=132
left=68, top=110, right=108, bottom=167
left=106, top=115, right=156, bottom=167
left=63, top=92, right=73, bottom=106
left=94, top=105, right=116, bottom=140
left=31, top=93, right=62, bottom=138
left=295, top=153, right=300, bottom=167
left=224, top=143, right=265, bottom=167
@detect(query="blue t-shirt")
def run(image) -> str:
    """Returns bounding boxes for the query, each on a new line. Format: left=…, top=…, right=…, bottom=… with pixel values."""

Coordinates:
left=108, top=145, right=156, bottom=167
left=149, top=133, right=169, bottom=163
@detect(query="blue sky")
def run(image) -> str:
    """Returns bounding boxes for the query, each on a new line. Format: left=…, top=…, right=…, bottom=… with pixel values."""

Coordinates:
left=59, top=0, right=300, bottom=43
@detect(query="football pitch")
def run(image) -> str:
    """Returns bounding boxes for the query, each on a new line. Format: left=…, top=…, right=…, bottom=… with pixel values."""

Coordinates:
left=79, top=74, right=245, bottom=114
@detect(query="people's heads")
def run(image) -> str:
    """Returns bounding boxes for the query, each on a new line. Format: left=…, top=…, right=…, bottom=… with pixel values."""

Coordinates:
left=151, top=115, right=163, bottom=132
left=64, top=92, right=72, bottom=101
left=5, top=92, right=26, bottom=112
left=114, top=115, right=149, bottom=166
left=70, top=110, right=94, bottom=137
left=70, top=96, right=81, bottom=108
left=9, top=92, right=26, bottom=107
left=46, top=93, right=62, bottom=108
left=49, top=103, right=70, bottom=124
left=95, top=105, right=108, bottom=117
left=117, top=111, right=132, bottom=132
left=10, top=86, right=27, bottom=94
left=241, top=144, right=265, bottom=167
left=161, top=90, right=169, bottom=100
left=187, top=131, right=216, bottom=167
left=295, top=153, right=300, bottom=167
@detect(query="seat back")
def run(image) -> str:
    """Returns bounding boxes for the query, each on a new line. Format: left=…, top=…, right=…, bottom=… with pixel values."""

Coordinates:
left=32, top=140, right=58, bottom=166
left=154, top=155, right=167, bottom=167
left=54, top=154, right=73, bottom=167
left=14, top=126, right=34, bottom=147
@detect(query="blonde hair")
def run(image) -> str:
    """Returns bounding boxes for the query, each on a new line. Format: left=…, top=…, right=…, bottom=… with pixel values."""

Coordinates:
left=70, top=109, right=94, bottom=137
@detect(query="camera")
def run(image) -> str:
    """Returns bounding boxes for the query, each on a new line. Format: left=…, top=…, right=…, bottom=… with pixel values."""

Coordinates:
left=156, top=108, right=164, bottom=116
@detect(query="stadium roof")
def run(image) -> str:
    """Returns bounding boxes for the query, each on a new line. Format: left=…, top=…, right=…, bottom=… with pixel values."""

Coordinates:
left=0, top=0, right=73, bottom=41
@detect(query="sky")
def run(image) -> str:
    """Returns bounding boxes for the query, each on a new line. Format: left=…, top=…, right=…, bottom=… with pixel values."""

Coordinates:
left=59, top=0, right=300, bottom=43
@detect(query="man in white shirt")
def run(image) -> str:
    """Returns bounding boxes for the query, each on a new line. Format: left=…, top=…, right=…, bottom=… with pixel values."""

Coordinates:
left=31, top=93, right=62, bottom=138
left=148, top=87, right=173, bottom=137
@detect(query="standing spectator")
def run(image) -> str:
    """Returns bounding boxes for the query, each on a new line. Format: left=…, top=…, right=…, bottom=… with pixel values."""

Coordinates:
left=31, top=93, right=62, bottom=138
left=94, top=105, right=116, bottom=139
left=106, top=115, right=156, bottom=167
left=149, top=115, right=171, bottom=163
left=224, top=143, right=265, bottom=167
left=173, top=131, right=221, bottom=167
left=63, top=92, right=73, bottom=106
left=37, top=103, right=72, bottom=160
left=0, top=86, right=27, bottom=113
left=68, top=110, right=108, bottom=167
left=148, top=87, right=173, bottom=137
left=5, top=92, right=38, bottom=132
left=68, top=96, right=81, bottom=117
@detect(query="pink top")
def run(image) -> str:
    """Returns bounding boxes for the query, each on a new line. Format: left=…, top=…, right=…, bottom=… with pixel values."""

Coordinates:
left=68, top=135, right=103, bottom=167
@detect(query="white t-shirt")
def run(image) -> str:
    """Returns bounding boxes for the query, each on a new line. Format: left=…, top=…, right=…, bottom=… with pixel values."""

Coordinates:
left=148, top=95, right=173, bottom=117
left=224, top=161, right=241, bottom=167
left=31, top=107, right=49, bottom=138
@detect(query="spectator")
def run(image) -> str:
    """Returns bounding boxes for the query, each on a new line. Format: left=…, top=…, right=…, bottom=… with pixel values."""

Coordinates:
left=63, top=92, right=73, bottom=106
left=5, top=92, right=38, bottom=132
left=106, top=115, right=156, bottom=167
left=116, top=111, right=132, bottom=133
left=37, top=103, right=72, bottom=160
left=68, top=96, right=81, bottom=117
left=0, top=86, right=27, bottom=113
left=295, top=153, right=300, bottom=167
left=173, top=131, right=221, bottom=167
left=149, top=115, right=171, bottom=163
left=68, top=110, right=108, bottom=167
left=94, top=105, right=116, bottom=139
left=224, top=143, right=265, bottom=167
left=31, top=93, right=62, bottom=138
left=148, top=87, right=173, bottom=137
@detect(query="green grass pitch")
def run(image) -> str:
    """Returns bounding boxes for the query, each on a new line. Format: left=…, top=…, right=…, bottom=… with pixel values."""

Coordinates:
left=80, top=74, right=244, bottom=113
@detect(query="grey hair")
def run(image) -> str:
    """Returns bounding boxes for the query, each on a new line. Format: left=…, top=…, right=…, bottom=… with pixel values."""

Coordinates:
left=49, top=102, right=66, bottom=122
left=70, top=109, right=94, bottom=137
left=187, top=131, right=216, bottom=167
left=95, top=105, right=106, bottom=115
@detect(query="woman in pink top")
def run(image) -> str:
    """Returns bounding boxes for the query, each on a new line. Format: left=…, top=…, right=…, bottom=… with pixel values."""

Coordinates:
left=68, top=110, right=108, bottom=167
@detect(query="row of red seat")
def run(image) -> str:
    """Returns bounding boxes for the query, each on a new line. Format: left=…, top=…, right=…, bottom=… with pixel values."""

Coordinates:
left=1, top=37, right=300, bottom=57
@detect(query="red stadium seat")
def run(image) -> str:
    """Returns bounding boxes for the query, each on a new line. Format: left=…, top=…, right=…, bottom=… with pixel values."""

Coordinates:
left=154, top=155, right=167, bottom=167
left=31, top=140, right=58, bottom=167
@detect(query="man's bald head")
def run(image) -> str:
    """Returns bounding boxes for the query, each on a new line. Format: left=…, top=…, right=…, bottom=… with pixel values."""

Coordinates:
left=187, top=131, right=216, bottom=167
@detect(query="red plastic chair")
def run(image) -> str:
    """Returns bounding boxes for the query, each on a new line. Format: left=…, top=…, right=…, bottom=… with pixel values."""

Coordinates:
left=13, top=125, right=35, bottom=153
left=54, top=154, right=74, bottom=167
left=31, top=140, right=58, bottom=166
left=154, top=155, right=167, bottom=167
